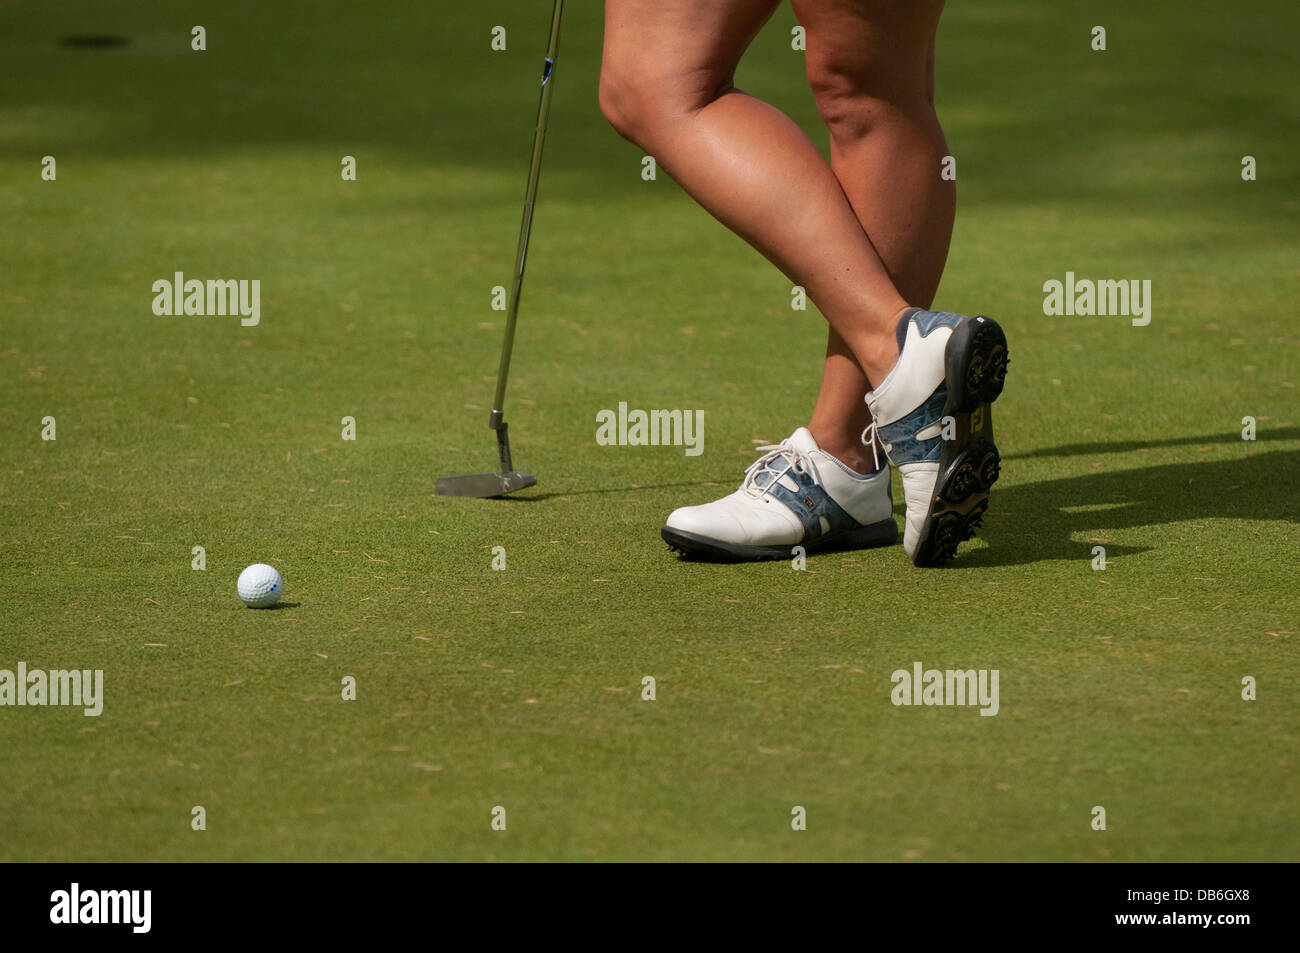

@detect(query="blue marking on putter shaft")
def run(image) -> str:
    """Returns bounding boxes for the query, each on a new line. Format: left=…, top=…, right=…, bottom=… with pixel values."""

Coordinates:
left=439, top=0, right=562, bottom=499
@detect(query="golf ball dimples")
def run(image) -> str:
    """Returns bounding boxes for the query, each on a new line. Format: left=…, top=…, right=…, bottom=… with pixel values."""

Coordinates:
left=237, top=564, right=282, bottom=608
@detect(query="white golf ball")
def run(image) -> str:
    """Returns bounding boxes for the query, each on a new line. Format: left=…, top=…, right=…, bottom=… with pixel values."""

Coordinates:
left=237, top=563, right=283, bottom=608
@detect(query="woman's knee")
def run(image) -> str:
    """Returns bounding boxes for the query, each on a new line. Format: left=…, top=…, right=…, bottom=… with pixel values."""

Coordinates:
left=796, top=0, right=944, bottom=144
left=599, top=59, right=720, bottom=149
left=597, top=63, right=641, bottom=143
left=806, top=53, right=932, bottom=145
left=598, top=65, right=675, bottom=147
left=600, top=0, right=775, bottom=147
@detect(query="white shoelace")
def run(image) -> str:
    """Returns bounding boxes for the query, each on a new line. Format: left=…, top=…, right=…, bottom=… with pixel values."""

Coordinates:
left=860, top=423, right=882, bottom=471
left=741, top=443, right=821, bottom=499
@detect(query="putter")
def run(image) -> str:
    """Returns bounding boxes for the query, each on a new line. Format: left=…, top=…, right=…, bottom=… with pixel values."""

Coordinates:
left=437, top=0, right=565, bottom=499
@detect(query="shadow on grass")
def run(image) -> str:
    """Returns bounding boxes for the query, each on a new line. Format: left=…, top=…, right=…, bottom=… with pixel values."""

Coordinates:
left=495, top=479, right=734, bottom=502
left=1004, top=427, right=1300, bottom=460
left=434, top=447, right=1298, bottom=570
left=963, top=448, right=1299, bottom=568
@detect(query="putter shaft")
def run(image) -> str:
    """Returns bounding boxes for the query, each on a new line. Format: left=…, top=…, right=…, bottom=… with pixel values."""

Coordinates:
left=436, top=1, right=561, bottom=498
left=491, top=0, right=565, bottom=422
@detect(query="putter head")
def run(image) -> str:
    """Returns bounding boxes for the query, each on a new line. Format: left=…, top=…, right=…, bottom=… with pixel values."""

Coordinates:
left=436, top=470, right=536, bottom=498
left=438, top=413, right=535, bottom=498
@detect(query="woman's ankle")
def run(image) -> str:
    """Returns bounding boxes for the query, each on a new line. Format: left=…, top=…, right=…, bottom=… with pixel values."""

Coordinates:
left=809, top=426, right=880, bottom=476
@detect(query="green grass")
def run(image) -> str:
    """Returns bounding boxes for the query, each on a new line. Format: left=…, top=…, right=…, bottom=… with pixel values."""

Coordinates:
left=1, top=0, right=1296, bottom=861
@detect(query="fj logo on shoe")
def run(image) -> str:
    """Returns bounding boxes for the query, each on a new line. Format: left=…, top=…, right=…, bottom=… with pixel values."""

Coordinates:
left=970, top=406, right=985, bottom=432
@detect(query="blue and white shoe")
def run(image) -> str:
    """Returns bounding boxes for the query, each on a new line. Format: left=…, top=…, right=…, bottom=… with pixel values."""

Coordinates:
left=864, top=308, right=1009, bottom=566
left=661, top=427, right=897, bottom=561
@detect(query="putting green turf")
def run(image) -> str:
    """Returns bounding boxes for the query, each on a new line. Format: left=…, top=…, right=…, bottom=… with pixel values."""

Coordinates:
left=1, top=0, right=1297, bottom=861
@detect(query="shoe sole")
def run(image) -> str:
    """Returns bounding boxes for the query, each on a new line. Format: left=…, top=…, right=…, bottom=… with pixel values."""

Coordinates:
left=661, top=518, right=897, bottom=563
left=912, top=315, right=1009, bottom=567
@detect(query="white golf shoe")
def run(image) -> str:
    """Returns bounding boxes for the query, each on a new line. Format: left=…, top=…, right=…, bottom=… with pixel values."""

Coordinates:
left=864, top=308, right=1009, bottom=566
left=660, top=427, right=897, bottom=561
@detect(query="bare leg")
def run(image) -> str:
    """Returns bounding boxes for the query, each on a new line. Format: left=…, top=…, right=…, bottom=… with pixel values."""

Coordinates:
left=798, top=1, right=954, bottom=472
left=599, top=0, right=910, bottom=389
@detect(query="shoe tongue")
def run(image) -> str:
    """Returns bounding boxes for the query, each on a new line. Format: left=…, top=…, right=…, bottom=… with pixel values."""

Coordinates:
left=786, top=427, right=820, bottom=453
left=749, top=428, right=819, bottom=493
left=762, top=428, right=819, bottom=493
